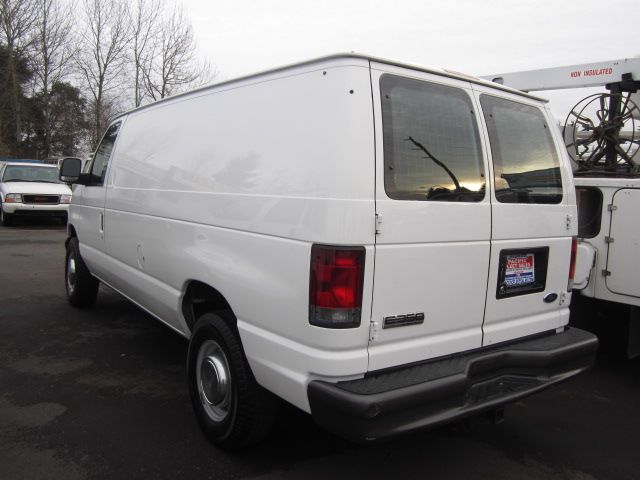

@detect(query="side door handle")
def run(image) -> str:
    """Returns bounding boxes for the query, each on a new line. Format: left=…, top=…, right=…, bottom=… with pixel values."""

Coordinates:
left=98, top=212, right=104, bottom=239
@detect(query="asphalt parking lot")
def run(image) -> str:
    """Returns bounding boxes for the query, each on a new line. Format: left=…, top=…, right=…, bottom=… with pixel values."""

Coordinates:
left=1, top=220, right=639, bottom=480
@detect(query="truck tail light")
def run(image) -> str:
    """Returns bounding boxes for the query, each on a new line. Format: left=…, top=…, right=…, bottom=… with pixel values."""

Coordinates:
left=568, top=237, right=578, bottom=291
left=309, top=245, right=365, bottom=328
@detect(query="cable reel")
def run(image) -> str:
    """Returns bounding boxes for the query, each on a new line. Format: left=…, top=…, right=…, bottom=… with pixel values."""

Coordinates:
left=563, top=91, right=639, bottom=174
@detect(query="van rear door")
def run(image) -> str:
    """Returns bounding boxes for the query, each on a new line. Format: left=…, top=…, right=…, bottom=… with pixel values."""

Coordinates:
left=367, top=63, right=492, bottom=371
left=473, top=87, right=576, bottom=346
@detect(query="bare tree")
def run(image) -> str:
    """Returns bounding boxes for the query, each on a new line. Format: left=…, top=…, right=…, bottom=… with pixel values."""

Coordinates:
left=32, top=0, right=76, bottom=156
left=129, top=0, right=162, bottom=107
left=0, top=0, right=37, bottom=152
left=76, top=0, right=130, bottom=147
left=142, top=4, right=212, bottom=102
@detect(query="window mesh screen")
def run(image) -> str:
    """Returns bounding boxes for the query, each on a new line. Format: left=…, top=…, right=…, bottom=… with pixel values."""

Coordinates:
left=381, top=74, right=485, bottom=201
left=480, top=95, right=562, bottom=204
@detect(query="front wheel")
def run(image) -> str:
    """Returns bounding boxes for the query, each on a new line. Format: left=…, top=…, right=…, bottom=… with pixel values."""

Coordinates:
left=65, top=237, right=99, bottom=307
left=187, top=312, right=276, bottom=449
left=0, top=207, right=12, bottom=226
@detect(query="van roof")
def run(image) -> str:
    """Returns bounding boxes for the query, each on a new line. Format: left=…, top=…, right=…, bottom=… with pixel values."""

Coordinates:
left=116, top=53, right=547, bottom=120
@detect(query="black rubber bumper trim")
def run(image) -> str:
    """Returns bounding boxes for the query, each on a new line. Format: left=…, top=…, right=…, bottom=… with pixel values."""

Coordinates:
left=11, top=210, right=66, bottom=216
left=308, top=327, right=598, bottom=442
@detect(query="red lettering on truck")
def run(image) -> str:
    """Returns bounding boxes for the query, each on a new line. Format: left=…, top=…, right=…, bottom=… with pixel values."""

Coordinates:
left=582, top=67, right=613, bottom=77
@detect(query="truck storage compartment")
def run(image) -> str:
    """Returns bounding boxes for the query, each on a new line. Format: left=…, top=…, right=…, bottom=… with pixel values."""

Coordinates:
left=605, top=188, right=640, bottom=298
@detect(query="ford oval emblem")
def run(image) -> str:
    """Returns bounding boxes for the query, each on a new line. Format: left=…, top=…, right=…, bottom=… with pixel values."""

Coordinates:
left=543, top=293, right=558, bottom=303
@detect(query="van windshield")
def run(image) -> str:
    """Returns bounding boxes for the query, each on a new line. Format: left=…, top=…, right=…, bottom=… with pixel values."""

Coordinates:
left=480, top=95, right=563, bottom=204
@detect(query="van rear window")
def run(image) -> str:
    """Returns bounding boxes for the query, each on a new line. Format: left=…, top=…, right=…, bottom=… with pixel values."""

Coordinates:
left=480, top=95, right=563, bottom=204
left=380, top=74, right=485, bottom=202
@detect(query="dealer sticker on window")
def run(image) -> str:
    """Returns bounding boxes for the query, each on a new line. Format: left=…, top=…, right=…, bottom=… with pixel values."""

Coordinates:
left=504, top=254, right=535, bottom=286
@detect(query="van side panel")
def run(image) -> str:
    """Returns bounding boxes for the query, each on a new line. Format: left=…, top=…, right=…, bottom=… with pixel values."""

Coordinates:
left=107, top=62, right=374, bottom=244
left=103, top=61, right=376, bottom=411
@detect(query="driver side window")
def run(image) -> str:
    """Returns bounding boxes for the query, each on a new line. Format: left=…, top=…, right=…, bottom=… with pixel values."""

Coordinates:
left=90, top=122, right=121, bottom=185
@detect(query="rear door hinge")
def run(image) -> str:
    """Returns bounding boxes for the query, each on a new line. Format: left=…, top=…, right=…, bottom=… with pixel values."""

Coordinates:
left=608, top=204, right=618, bottom=212
left=566, top=214, right=572, bottom=231
left=369, top=320, right=381, bottom=342
left=605, top=236, right=615, bottom=244
left=375, top=213, right=382, bottom=235
left=602, top=269, right=612, bottom=277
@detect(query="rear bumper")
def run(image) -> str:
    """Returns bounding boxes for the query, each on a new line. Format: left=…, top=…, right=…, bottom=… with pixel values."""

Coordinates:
left=308, top=327, right=598, bottom=442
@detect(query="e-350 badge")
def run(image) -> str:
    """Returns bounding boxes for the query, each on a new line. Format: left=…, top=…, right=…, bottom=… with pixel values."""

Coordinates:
left=383, top=313, right=425, bottom=329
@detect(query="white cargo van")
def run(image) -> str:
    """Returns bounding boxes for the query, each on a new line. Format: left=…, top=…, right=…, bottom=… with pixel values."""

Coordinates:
left=59, top=54, right=598, bottom=448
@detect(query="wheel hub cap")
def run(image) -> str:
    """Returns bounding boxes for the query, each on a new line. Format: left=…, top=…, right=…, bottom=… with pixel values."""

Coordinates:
left=201, top=355, right=228, bottom=405
left=196, top=340, right=232, bottom=422
left=67, top=256, right=77, bottom=294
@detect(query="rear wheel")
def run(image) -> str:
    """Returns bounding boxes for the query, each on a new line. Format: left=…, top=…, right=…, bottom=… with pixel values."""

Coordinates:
left=65, top=237, right=99, bottom=307
left=187, top=312, right=276, bottom=449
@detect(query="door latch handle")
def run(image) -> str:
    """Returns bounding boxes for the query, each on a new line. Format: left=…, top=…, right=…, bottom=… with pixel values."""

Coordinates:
left=98, top=212, right=104, bottom=237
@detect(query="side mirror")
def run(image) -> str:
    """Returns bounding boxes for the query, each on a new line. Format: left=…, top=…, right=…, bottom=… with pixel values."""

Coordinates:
left=59, top=157, right=82, bottom=183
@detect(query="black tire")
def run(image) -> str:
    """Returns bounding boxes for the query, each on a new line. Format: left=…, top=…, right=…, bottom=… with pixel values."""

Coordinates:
left=188, top=312, right=276, bottom=449
left=65, top=236, right=99, bottom=307
left=1, top=207, right=12, bottom=226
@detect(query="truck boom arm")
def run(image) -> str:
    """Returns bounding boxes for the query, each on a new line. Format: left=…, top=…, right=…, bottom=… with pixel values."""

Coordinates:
left=481, top=57, right=640, bottom=92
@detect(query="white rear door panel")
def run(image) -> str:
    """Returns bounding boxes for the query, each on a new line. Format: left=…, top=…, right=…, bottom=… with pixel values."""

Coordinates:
left=368, top=63, right=491, bottom=371
left=472, top=86, right=576, bottom=346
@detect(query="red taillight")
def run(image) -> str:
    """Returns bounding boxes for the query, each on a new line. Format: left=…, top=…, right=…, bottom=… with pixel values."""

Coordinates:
left=568, top=237, right=578, bottom=291
left=309, top=245, right=365, bottom=328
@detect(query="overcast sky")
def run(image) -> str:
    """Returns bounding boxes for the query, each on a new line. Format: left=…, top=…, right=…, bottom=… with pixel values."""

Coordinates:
left=185, top=0, right=638, bottom=122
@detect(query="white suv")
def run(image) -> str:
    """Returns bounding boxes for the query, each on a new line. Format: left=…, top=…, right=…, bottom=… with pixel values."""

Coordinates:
left=0, top=162, right=72, bottom=226
left=59, top=54, right=598, bottom=448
